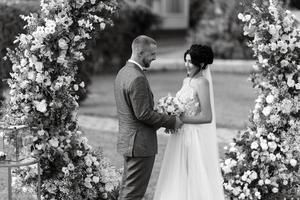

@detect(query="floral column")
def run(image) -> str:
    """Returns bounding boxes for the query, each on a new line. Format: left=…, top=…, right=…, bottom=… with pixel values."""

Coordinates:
left=4, top=0, right=121, bottom=199
left=221, top=0, right=300, bottom=199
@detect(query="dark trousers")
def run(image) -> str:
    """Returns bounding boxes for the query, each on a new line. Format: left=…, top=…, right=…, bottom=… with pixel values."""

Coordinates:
left=118, top=156, right=155, bottom=200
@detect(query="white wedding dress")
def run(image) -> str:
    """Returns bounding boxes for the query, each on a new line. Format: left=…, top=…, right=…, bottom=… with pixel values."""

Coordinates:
left=153, top=68, right=225, bottom=200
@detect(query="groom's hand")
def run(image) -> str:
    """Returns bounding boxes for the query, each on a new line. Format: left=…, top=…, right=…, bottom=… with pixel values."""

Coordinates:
left=174, top=116, right=183, bottom=129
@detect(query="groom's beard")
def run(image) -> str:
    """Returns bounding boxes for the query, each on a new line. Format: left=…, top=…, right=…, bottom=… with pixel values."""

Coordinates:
left=142, top=58, right=151, bottom=68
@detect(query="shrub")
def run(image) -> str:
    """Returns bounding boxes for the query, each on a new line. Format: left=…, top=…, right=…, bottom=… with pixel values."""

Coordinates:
left=0, top=1, right=93, bottom=103
left=80, top=0, right=161, bottom=74
left=290, top=0, right=300, bottom=9
left=0, top=2, right=37, bottom=105
left=189, top=0, right=253, bottom=59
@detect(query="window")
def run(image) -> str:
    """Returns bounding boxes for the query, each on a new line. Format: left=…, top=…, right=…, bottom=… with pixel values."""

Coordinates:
left=166, top=0, right=183, bottom=13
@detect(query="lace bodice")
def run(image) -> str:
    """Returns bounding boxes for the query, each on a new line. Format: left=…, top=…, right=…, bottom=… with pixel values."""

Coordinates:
left=176, top=78, right=200, bottom=116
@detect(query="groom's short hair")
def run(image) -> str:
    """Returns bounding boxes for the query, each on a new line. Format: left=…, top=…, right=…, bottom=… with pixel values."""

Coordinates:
left=132, top=35, right=157, bottom=54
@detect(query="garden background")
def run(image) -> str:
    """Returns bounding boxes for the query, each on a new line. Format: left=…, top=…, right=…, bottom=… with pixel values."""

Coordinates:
left=0, top=0, right=299, bottom=199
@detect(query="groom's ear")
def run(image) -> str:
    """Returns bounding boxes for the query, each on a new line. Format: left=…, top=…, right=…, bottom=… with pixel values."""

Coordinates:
left=138, top=50, right=144, bottom=57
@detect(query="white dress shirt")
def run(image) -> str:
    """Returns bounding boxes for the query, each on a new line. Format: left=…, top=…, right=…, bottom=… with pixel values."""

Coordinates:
left=128, top=59, right=146, bottom=71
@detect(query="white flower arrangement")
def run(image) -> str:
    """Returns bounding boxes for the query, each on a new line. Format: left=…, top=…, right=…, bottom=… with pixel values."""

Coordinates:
left=156, top=94, right=185, bottom=117
left=156, top=94, right=185, bottom=133
left=221, top=0, right=300, bottom=199
left=3, top=0, right=122, bottom=199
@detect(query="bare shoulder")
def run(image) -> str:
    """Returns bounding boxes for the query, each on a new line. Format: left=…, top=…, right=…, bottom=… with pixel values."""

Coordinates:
left=182, top=77, right=190, bottom=83
left=190, top=77, right=209, bottom=89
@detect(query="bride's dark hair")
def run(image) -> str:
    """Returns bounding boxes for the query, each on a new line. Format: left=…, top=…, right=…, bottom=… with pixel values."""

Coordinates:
left=184, top=44, right=214, bottom=77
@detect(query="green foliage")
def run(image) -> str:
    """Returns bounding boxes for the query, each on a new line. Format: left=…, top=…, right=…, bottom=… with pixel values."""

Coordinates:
left=80, top=0, right=161, bottom=73
left=0, top=2, right=36, bottom=105
left=0, top=2, right=93, bottom=103
left=290, top=0, right=300, bottom=9
left=189, top=0, right=212, bottom=30
left=190, top=0, right=253, bottom=59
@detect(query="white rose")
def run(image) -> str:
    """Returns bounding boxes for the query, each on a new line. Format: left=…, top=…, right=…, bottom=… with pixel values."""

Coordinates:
left=269, top=25, right=277, bottom=35
left=265, top=179, right=271, bottom=184
left=238, top=13, right=244, bottom=20
left=20, top=58, right=28, bottom=67
left=84, top=178, right=93, bottom=188
left=166, top=106, right=175, bottom=114
left=38, top=130, right=45, bottom=136
left=68, top=163, right=75, bottom=171
left=49, top=138, right=59, bottom=148
left=258, top=179, right=264, bottom=186
left=239, top=193, right=246, bottom=199
left=269, top=153, right=276, bottom=161
left=27, top=71, right=36, bottom=80
left=35, top=144, right=44, bottom=150
left=12, top=64, right=20, bottom=72
left=86, top=167, right=92, bottom=173
left=251, top=151, right=259, bottom=159
left=272, top=187, right=278, bottom=193
left=79, top=81, right=85, bottom=88
left=74, top=84, right=79, bottom=91
left=58, top=38, right=68, bottom=50
left=24, top=106, right=31, bottom=113
left=287, top=78, right=295, bottom=87
left=270, top=42, right=277, bottom=51
left=33, top=99, right=47, bottom=113
left=35, top=62, right=44, bottom=72
left=249, top=171, right=258, bottom=180
left=266, top=95, right=274, bottom=104
left=74, top=35, right=81, bottom=42
left=92, top=176, right=99, bottom=183
left=295, top=83, right=300, bottom=90
left=252, top=64, right=259, bottom=71
left=262, top=106, right=272, bottom=116
left=250, top=18, right=256, bottom=24
left=241, top=175, right=247, bottom=181
left=260, top=142, right=268, bottom=151
left=255, top=191, right=261, bottom=199
left=94, top=161, right=100, bottom=166
left=245, top=14, right=251, bottom=21
left=268, top=142, right=277, bottom=151
left=222, top=165, right=232, bottom=174
left=86, top=159, right=92, bottom=167
left=251, top=141, right=259, bottom=149
left=62, top=167, right=69, bottom=174
left=290, top=159, right=297, bottom=167
left=100, top=22, right=106, bottom=30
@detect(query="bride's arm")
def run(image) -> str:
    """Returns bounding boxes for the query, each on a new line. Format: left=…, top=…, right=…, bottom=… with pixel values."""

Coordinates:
left=180, top=78, right=212, bottom=124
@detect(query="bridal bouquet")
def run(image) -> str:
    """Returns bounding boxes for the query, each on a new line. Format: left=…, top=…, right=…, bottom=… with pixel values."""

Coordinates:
left=156, top=94, right=185, bottom=133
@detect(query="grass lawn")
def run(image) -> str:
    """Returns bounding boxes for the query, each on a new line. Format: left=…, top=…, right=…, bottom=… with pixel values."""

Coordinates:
left=80, top=70, right=257, bottom=129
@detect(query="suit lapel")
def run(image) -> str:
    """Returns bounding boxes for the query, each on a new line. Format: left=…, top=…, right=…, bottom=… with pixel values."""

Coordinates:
left=126, top=62, right=154, bottom=107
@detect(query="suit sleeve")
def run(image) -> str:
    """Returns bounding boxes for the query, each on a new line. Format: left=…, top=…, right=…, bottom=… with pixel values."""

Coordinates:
left=129, top=76, right=176, bottom=129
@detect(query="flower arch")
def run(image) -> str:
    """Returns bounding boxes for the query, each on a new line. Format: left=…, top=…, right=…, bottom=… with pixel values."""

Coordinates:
left=3, top=0, right=121, bottom=199
left=221, top=0, right=300, bottom=199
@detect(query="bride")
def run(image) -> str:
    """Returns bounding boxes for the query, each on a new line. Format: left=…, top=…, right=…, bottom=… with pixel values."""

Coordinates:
left=153, top=44, right=225, bottom=200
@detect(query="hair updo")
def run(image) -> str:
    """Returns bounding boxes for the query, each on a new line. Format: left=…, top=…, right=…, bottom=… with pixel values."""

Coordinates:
left=184, top=44, right=214, bottom=70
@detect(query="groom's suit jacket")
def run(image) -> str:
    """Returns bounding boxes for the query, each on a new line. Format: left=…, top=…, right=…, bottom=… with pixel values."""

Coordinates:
left=114, top=62, right=176, bottom=157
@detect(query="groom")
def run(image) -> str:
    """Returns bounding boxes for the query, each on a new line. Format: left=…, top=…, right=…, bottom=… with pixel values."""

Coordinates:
left=114, top=35, right=183, bottom=200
